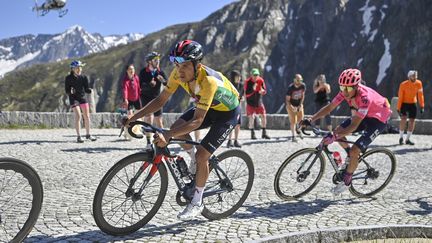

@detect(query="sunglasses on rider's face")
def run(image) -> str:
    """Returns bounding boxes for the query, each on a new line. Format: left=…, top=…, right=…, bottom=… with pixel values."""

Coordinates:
left=339, top=86, right=356, bottom=92
left=169, top=56, right=186, bottom=64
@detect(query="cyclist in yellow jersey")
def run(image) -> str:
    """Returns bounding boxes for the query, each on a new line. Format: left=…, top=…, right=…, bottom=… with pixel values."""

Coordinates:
left=126, top=40, right=241, bottom=220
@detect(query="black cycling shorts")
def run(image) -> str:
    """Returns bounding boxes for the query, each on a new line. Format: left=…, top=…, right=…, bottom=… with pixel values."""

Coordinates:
left=400, top=103, right=417, bottom=119
left=180, top=106, right=241, bottom=154
left=340, top=117, right=386, bottom=152
left=141, top=96, right=162, bottom=116
left=127, top=100, right=141, bottom=111
left=69, top=96, right=88, bottom=108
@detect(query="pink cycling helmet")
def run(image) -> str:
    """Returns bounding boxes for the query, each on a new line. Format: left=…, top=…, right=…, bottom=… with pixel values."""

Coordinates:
left=338, top=68, right=362, bottom=86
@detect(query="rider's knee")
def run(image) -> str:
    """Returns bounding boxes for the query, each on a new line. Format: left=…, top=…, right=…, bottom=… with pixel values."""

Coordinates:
left=349, top=145, right=361, bottom=157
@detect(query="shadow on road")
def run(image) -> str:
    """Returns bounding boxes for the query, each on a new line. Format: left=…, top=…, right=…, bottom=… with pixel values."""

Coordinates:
left=406, top=196, right=432, bottom=215
left=0, top=140, right=66, bottom=145
left=391, top=147, right=432, bottom=155
left=232, top=198, right=375, bottom=220
left=61, top=147, right=143, bottom=153
left=27, top=220, right=205, bottom=242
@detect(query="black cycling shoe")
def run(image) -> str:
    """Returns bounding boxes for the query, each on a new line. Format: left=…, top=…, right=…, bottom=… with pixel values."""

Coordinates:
left=234, top=140, right=242, bottom=148
left=399, top=137, right=403, bottom=145
left=77, top=136, right=84, bottom=143
left=86, top=134, right=97, bottom=141
left=227, top=140, right=232, bottom=148
left=405, top=139, right=415, bottom=145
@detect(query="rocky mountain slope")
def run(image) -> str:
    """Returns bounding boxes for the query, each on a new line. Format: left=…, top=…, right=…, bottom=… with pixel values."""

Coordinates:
left=1, top=0, right=430, bottom=117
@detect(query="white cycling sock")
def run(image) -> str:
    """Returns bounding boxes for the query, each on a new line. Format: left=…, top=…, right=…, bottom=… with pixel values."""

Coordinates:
left=399, top=130, right=404, bottom=138
left=406, top=131, right=412, bottom=140
left=191, top=186, right=204, bottom=205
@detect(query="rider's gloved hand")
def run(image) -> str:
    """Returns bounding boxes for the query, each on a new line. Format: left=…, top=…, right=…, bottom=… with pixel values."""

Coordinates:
left=323, top=133, right=337, bottom=145
left=299, top=118, right=312, bottom=127
left=420, top=108, right=425, bottom=114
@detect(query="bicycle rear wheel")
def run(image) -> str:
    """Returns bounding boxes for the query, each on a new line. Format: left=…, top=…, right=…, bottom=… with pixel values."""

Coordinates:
left=274, top=148, right=325, bottom=200
left=93, top=152, right=168, bottom=236
left=349, top=148, right=396, bottom=197
left=201, top=149, right=254, bottom=220
left=0, top=157, right=43, bottom=243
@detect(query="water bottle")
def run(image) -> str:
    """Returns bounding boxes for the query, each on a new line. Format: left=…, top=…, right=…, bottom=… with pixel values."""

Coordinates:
left=176, top=157, right=190, bottom=178
left=333, top=151, right=344, bottom=167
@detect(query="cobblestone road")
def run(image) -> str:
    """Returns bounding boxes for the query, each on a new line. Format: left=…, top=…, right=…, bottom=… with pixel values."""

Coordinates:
left=1, top=128, right=431, bottom=242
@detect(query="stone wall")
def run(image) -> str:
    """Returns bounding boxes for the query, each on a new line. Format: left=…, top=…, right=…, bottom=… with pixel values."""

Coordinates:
left=1, top=111, right=431, bottom=134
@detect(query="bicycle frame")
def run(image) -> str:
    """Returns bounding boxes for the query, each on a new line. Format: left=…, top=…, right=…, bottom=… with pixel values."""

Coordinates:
left=300, top=125, right=356, bottom=175
left=125, top=121, right=232, bottom=201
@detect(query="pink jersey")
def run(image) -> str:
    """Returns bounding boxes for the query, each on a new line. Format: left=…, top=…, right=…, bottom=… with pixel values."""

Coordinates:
left=331, top=84, right=392, bottom=123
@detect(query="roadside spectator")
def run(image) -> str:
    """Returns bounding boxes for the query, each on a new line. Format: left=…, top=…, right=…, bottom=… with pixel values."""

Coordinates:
left=286, top=73, right=306, bottom=142
left=64, top=60, right=97, bottom=143
left=397, top=70, right=425, bottom=145
left=139, top=51, right=167, bottom=147
left=121, top=64, right=141, bottom=140
left=122, top=64, right=141, bottom=115
left=313, top=74, right=332, bottom=131
left=227, top=70, right=244, bottom=147
left=244, top=68, right=270, bottom=139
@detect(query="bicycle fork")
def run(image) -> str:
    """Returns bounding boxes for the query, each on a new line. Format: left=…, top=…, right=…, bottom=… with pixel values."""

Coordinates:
left=296, top=151, right=321, bottom=182
left=126, top=156, right=161, bottom=201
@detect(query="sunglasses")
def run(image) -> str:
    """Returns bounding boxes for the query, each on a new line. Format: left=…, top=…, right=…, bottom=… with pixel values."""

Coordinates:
left=169, top=56, right=187, bottom=64
left=339, top=86, right=356, bottom=92
left=294, top=78, right=303, bottom=82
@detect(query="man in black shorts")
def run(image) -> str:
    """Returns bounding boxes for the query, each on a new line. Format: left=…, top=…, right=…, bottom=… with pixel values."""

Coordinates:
left=139, top=51, right=167, bottom=146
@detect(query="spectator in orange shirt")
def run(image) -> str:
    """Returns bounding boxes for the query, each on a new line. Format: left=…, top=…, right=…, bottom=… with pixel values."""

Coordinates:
left=397, top=70, right=425, bottom=145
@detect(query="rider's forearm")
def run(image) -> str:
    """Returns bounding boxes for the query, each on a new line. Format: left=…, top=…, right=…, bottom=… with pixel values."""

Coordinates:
left=168, top=118, right=203, bottom=138
left=130, top=97, right=162, bottom=121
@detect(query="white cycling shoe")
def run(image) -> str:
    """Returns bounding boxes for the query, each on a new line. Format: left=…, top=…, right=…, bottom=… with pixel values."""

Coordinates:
left=177, top=202, right=204, bottom=220
left=331, top=183, right=350, bottom=196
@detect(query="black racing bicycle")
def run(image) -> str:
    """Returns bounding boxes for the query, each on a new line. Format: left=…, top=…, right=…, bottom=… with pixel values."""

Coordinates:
left=0, top=157, right=43, bottom=243
left=93, top=121, right=255, bottom=236
left=274, top=124, right=396, bottom=200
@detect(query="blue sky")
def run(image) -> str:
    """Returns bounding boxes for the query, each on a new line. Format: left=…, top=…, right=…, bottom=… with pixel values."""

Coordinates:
left=0, top=0, right=237, bottom=39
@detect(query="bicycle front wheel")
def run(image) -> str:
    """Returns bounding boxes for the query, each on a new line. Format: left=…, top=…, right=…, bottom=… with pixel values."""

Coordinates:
left=274, top=148, right=325, bottom=200
left=93, top=152, right=168, bottom=236
left=349, top=148, right=396, bottom=197
left=0, top=157, right=43, bottom=243
left=201, top=149, right=254, bottom=220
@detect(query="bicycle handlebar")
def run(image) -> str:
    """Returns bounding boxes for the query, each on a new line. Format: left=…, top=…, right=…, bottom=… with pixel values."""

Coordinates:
left=123, top=120, right=200, bottom=157
left=300, top=124, right=330, bottom=137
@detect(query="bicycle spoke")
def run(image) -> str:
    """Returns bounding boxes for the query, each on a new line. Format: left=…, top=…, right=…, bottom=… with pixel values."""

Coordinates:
left=93, top=155, right=167, bottom=235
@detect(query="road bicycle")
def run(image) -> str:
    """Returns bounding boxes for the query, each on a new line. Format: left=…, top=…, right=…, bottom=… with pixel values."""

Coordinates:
left=0, top=157, right=43, bottom=243
left=93, top=121, right=255, bottom=236
left=274, top=124, right=396, bottom=200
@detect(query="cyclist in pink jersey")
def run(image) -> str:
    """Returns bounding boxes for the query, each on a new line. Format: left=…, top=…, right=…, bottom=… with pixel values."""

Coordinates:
left=301, top=68, right=392, bottom=195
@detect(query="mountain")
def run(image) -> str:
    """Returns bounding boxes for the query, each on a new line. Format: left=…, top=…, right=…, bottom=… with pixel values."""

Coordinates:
left=0, top=25, right=144, bottom=77
left=1, top=0, right=431, bottom=117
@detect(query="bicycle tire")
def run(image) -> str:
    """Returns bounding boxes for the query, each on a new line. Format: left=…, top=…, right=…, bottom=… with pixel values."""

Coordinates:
left=349, top=148, right=396, bottom=197
left=274, top=148, right=326, bottom=200
left=0, top=157, right=43, bottom=243
left=201, top=149, right=254, bottom=220
left=93, top=152, right=168, bottom=236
